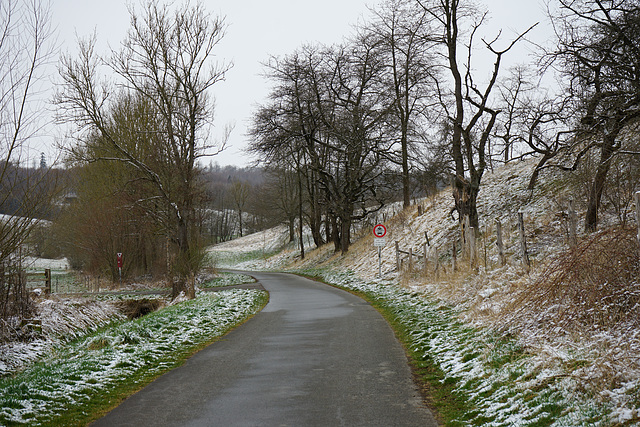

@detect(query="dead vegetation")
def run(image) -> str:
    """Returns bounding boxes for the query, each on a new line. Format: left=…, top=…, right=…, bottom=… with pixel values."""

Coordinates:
left=492, top=227, right=640, bottom=396
left=117, top=298, right=164, bottom=320
left=504, top=227, right=640, bottom=333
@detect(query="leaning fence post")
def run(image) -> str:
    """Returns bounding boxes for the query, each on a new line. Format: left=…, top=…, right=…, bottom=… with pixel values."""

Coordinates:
left=408, top=247, right=413, bottom=272
left=495, top=219, right=505, bottom=266
left=423, top=242, right=428, bottom=273
left=452, top=240, right=457, bottom=271
left=518, top=212, right=530, bottom=270
left=395, top=241, right=400, bottom=271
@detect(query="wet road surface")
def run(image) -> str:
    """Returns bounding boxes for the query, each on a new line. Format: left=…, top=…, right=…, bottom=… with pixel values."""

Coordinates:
left=92, top=272, right=438, bottom=426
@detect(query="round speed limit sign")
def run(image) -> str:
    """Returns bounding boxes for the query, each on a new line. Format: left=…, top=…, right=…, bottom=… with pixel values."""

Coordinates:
left=373, top=224, right=387, bottom=238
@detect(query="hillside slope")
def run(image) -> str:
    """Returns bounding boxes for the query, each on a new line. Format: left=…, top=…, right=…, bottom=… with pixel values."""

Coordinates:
left=213, top=157, right=640, bottom=424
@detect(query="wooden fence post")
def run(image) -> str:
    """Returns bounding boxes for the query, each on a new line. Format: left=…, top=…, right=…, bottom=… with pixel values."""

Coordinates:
left=433, top=246, right=440, bottom=278
left=395, top=241, right=400, bottom=272
left=482, top=225, right=488, bottom=269
left=635, top=191, right=640, bottom=248
left=518, top=212, right=530, bottom=270
left=44, top=269, right=51, bottom=294
left=408, top=248, right=413, bottom=272
left=452, top=240, right=457, bottom=271
left=569, top=197, right=577, bottom=248
left=423, top=242, right=428, bottom=273
left=495, top=219, right=505, bottom=266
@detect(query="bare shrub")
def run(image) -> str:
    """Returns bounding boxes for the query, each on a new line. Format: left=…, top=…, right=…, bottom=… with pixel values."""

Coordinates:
left=0, top=271, right=36, bottom=341
left=117, top=299, right=164, bottom=320
left=503, top=227, right=640, bottom=333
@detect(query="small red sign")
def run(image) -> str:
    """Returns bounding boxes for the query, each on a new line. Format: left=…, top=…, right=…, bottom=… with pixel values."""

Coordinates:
left=117, top=253, right=123, bottom=268
left=373, top=224, right=387, bottom=238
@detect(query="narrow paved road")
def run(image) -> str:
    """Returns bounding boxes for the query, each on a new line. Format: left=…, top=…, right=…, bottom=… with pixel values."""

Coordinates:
left=92, top=272, right=438, bottom=426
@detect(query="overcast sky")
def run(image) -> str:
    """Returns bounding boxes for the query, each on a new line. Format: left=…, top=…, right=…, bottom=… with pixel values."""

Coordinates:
left=49, top=0, right=549, bottom=167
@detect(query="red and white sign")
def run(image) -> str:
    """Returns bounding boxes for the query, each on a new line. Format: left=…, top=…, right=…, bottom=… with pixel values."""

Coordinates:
left=373, top=224, right=387, bottom=238
left=117, top=253, right=123, bottom=269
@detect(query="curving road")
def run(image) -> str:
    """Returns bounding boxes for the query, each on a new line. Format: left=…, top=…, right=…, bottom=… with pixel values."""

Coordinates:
left=92, top=271, right=438, bottom=426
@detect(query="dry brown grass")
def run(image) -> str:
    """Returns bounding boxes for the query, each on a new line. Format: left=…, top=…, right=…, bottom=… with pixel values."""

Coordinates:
left=489, top=227, right=640, bottom=396
left=504, top=227, right=640, bottom=333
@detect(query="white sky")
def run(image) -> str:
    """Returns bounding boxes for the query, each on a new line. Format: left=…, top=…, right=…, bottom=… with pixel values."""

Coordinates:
left=47, top=0, right=550, bottom=167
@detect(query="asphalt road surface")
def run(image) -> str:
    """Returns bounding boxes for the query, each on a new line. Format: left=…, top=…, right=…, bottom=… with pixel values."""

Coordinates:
left=92, top=272, right=438, bottom=426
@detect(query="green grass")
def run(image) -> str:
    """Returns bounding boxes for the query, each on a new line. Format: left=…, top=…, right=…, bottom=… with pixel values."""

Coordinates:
left=0, top=290, right=268, bottom=426
left=297, top=268, right=613, bottom=426
left=298, top=269, right=471, bottom=425
left=201, top=272, right=256, bottom=288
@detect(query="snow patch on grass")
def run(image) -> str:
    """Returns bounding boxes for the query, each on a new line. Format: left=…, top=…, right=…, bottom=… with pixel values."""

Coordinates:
left=250, top=157, right=640, bottom=425
left=314, top=269, right=615, bottom=426
left=0, top=289, right=266, bottom=425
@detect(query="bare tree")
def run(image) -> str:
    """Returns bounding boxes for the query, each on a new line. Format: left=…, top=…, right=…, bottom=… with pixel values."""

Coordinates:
left=0, top=0, right=56, bottom=330
left=0, top=0, right=55, bottom=263
left=547, top=0, right=640, bottom=232
left=230, top=179, right=250, bottom=237
left=56, top=0, right=231, bottom=298
left=367, top=0, right=437, bottom=208
left=249, top=51, right=314, bottom=255
left=313, top=39, right=398, bottom=253
left=251, top=38, right=395, bottom=254
left=492, top=65, right=577, bottom=190
left=418, top=0, right=536, bottom=228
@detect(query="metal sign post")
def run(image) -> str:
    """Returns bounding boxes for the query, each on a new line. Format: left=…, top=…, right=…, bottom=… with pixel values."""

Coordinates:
left=373, top=224, right=387, bottom=278
left=117, top=253, right=123, bottom=284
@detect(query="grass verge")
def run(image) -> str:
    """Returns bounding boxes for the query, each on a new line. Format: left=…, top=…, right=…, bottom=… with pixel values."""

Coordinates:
left=201, top=272, right=256, bottom=288
left=298, top=268, right=613, bottom=426
left=0, top=289, right=268, bottom=426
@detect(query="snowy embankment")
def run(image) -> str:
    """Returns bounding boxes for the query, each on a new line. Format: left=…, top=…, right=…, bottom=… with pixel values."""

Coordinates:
left=0, top=289, right=267, bottom=425
left=212, top=157, right=640, bottom=425
left=1, top=296, right=124, bottom=377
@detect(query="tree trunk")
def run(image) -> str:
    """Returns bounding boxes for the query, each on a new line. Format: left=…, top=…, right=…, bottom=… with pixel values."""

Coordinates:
left=308, top=178, right=325, bottom=247
left=340, top=217, right=351, bottom=254
left=288, top=219, right=295, bottom=242
left=309, top=207, right=324, bottom=247
left=453, top=175, right=478, bottom=227
left=331, top=216, right=340, bottom=253
left=298, top=171, right=305, bottom=260
left=585, top=134, right=616, bottom=233
left=171, top=217, right=195, bottom=300
left=401, top=129, right=411, bottom=209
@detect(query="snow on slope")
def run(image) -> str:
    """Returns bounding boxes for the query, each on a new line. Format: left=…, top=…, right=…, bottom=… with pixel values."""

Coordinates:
left=213, top=156, right=640, bottom=423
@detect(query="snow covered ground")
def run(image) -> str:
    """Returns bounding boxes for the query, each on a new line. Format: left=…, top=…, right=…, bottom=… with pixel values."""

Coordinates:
left=0, top=289, right=267, bottom=425
left=2, top=156, right=638, bottom=425
left=213, top=157, right=640, bottom=425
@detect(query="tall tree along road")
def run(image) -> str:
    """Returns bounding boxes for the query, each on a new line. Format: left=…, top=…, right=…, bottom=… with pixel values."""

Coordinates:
left=92, top=272, right=437, bottom=426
